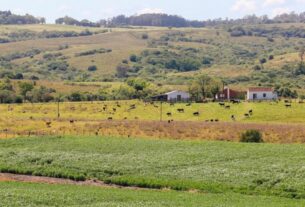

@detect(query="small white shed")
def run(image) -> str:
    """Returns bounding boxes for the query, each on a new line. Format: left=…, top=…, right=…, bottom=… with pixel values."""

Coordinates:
left=165, top=90, right=190, bottom=102
left=247, top=88, right=277, bottom=101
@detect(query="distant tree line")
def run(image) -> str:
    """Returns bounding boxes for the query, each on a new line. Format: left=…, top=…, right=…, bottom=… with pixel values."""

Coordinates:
left=108, top=14, right=205, bottom=27
left=55, top=16, right=100, bottom=27
left=0, top=11, right=45, bottom=25
left=229, top=26, right=305, bottom=38
left=3, top=10, right=305, bottom=27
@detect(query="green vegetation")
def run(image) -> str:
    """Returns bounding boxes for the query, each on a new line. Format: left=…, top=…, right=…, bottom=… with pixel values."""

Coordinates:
left=1, top=182, right=305, bottom=207
left=2, top=136, right=305, bottom=199
left=240, top=129, right=263, bottom=143
left=75, top=48, right=112, bottom=57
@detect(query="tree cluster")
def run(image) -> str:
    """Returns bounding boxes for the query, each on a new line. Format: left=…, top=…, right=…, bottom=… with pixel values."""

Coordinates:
left=0, top=11, right=45, bottom=25
left=55, top=16, right=100, bottom=27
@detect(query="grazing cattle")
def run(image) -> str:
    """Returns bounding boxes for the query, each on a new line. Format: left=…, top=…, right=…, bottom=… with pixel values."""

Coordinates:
left=108, top=117, right=113, bottom=120
left=193, top=112, right=200, bottom=116
left=170, top=103, right=175, bottom=106
left=103, top=107, right=106, bottom=111
left=231, top=100, right=240, bottom=104
left=231, top=115, right=236, bottom=121
left=244, top=113, right=250, bottom=118
left=124, top=117, right=128, bottom=120
left=225, top=105, right=231, bottom=109
left=219, top=102, right=225, bottom=107
left=113, top=108, right=117, bottom=112
left=70, top=120, right=75, bottom=124
left=215, top=119, right=219, bottom=122
left=45, top=121, right=52, bottom=128
left=167, top=112, right=172, bottom=116
left=285, top=104, right=292, bottom=108
left=249, top=110, right=253, bottom=115
left=117, top=104, right=121, bottom=108
left=210, top=119, right=214, bottom=122
left=186, top=103, right=191, bottom=106
left=284, top=100, right=291, bottom=103
left=177, top=108, right=185, bottom=113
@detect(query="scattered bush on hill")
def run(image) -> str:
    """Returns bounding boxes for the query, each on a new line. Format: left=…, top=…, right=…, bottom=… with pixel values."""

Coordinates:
left=75, top=48, right=112, bottom=57
left=240, top=130, right=263, bottom=143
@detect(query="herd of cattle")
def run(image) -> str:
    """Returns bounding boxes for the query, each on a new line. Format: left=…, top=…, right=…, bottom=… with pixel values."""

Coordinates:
left=11, top=100, right=293, bottom=128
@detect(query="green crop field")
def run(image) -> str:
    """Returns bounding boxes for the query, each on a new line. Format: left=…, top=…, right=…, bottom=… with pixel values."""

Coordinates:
left=2, top=136, right=305, bottom=200
left=1, top=181, right=304, bottom=207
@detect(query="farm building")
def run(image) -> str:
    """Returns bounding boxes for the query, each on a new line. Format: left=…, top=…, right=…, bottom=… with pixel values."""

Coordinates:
left=215, top=87, right=246, bottom=101
left=152, top=90, right=190, bottom=102
left=247, top=88, right=278, bottom=101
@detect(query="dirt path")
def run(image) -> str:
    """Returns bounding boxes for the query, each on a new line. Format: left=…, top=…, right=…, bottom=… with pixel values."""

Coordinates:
left=0, top=173, right=143, bottom=190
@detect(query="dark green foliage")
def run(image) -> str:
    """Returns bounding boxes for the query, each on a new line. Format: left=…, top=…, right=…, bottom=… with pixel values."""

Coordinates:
left=0, top=49, right=41, bottom=61
left=269, top=55, right=274, bottom=60
left=275, top=86, right=298, bottom=98
left=67, top=92, right=83, bottom=102
left=116, top=64, right=130, bottom=78
left=0, top=10, right=45, bottom=25
left=122, top=59, right=129, bottom=64
left=110, top=13, right=202, bottom=27
left=229, top=25, right=305, bottom=39
left=88, top=65, right=97, bottom=72
left=142, top=34, right=149, bottom=39
left=240, top=130, right=263, bottom=143
left=55, top=16, right=100, bottom=27
left=47, top=61, right=69, bottom=71
left=75, top=48, right=112, bottom=57
left=253, top=65, right=262, bottom=71
left=202, top=57, right=213, bottom=65
left=295, top=63, right=305, bottom=76
left=129, top=54, right=138, bottom=62
left=138, top=49, right=202, bottom=72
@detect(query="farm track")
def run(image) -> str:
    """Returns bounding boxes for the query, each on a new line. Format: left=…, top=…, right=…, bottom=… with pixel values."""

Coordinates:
left=0, top=173, right=149, bottom=191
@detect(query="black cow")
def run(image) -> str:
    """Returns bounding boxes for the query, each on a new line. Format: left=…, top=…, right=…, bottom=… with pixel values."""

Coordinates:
left=193, top=112, right=200, bottom=116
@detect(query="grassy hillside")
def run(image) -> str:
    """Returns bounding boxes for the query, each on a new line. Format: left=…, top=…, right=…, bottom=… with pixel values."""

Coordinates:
left=0, top=23, right=305, bottom=93
left=1, top=182, right=304, bottom=207
left=2, top=136, right=305, bottom=199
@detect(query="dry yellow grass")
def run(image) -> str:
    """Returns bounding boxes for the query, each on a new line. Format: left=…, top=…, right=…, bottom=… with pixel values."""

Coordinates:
left=0, top=100, right=305, bottom=143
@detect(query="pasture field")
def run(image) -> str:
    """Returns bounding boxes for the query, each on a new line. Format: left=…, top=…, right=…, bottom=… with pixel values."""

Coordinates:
left=2, top=136, right=305, bottom=200
left=0, top=182, right=304, bottom=207
left=1, top=100, right=305, bottom=142
left=1, top=100, right=304, bottom=123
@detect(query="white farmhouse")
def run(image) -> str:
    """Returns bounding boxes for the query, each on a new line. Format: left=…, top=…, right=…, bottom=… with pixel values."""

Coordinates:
left=152, top=90, right=190, bottom=102
left=247, top=88, right=278, bottom=101
left=165, top=90, right=190, bottom=102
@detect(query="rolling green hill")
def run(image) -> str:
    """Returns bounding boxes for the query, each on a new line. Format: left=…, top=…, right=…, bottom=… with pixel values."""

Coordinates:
left=0, top=23, right=305, bottom=94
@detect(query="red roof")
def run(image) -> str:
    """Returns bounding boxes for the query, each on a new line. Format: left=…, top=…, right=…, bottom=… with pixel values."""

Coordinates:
left=248, top=87, right=273, bottom=92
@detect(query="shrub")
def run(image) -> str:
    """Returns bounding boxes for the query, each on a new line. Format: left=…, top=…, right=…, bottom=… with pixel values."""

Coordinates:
left=88, top=65, right=97, bottom=72
left=142, top=33, right=149, bottom=39
left=130, top=54, right=138, bottom=62
left=240, top=130, right=263, bottom=143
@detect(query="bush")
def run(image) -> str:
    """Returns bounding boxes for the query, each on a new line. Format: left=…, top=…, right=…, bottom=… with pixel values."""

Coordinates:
left=240, top=130, right=263, bottom=143
left=142, top=33, right=149, bottom=39
left=130, top=54, right=138, bottom=62
left=88, top=65, right=97, bottom=72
